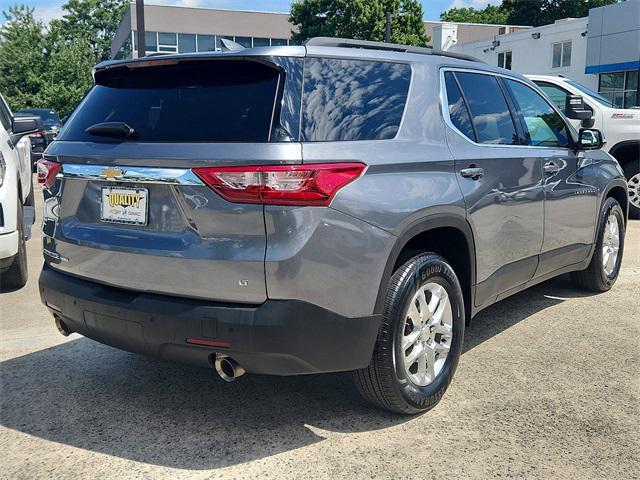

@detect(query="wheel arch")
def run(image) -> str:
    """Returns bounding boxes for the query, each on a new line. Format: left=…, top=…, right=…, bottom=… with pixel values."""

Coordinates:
left=375, top=215, right=476, bottom=324
left=603, top=180, right=629, bottom=224
left=608, top=140, right=640, bottom=169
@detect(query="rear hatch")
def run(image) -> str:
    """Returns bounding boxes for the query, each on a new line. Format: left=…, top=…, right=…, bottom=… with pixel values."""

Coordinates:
left=42, top=54, right=303, bottom=303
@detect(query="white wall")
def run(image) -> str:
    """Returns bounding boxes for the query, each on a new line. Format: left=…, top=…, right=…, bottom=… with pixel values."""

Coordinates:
left=451, top=18, right=598, bottom=90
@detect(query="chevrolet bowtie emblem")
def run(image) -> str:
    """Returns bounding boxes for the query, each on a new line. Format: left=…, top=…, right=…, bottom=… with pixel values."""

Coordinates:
left=99, top=167, right=125, bottom=180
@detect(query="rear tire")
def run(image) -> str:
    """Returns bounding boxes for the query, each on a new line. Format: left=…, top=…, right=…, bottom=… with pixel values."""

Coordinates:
left=0, top=198, right=28, bottom=291
left=571, top=197, right=624, bottom=292
left=353, top=253, right=465, bottom=414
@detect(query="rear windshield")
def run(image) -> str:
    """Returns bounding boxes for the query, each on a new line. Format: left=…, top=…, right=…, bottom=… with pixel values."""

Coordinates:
left=58, top=60, right=281, bottom=143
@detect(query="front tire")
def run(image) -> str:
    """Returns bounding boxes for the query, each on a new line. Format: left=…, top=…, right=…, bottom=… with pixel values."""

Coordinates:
left=354, top=253, right=465, bottom=414
left=571, top=197, right=625, bottom=292
left=0, top=198, right=28, bottom=291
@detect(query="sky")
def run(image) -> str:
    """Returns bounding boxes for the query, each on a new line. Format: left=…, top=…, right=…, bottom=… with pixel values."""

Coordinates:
left=0, top=0, right=502, bottom=24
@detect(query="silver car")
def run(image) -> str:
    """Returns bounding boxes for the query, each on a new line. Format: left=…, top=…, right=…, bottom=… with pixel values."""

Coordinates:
left=38, top=38, right=628, bottom=414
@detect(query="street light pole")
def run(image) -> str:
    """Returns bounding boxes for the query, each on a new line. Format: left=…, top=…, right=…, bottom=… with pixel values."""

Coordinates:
left=136, top=0, right=146, bottom=58
left=385, top=12, right=392, bottom=43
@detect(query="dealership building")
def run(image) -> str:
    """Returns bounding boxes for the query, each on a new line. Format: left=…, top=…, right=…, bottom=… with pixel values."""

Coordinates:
left=450, top=0, right=640, bottom=108
left=110, top=2, right=529, bottom=59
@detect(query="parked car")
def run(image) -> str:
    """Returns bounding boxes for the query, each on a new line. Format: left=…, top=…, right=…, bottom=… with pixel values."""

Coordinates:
left=15, top=108, right=62, bottom=143
left=38, top=39, right=628, bottom=414
left=527, top=75, right=640, bottom=219
left=0, top=94, right=39, bottom=290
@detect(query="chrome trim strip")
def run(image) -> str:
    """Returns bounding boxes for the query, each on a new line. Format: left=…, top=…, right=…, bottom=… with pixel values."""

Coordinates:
left=60, top=164, right=204, bottom=185
left=439, top=66, right=578, bottom=150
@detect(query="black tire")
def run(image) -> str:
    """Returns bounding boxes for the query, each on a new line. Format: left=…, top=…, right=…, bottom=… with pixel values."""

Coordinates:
left=25, top=175, right=35, bottom=208
left=622, top=160, right=639, bottom=220
left=353, top=253, right=465, bottom=414
left=0, top=198, right=28, bottom=291
left=571, top=197, right=625, bottom=292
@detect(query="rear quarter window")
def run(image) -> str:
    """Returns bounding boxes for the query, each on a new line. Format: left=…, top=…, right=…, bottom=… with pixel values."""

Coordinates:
left=301, top=58, right=411, bottom=141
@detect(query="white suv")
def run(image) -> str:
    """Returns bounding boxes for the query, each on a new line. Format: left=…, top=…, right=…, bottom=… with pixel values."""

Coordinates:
left=527, top=75, right=640, bottom=219
left=0, top=94, right=39, bottom=290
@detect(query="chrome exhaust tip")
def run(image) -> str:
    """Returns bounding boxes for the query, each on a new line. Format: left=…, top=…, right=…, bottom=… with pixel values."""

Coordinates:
left=54, top=315, right=72, bottom=337
left=214, top=354, right=245, bottom=382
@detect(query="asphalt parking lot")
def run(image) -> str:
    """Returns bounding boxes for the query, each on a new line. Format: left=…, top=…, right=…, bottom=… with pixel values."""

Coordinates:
left=1, top=180, right=638, bottom=480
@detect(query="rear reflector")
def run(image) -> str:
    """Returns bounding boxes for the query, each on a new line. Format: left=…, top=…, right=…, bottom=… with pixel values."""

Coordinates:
left=37, top=159, right=61, bottom=188
left=193, top=163, right=366, bottom=206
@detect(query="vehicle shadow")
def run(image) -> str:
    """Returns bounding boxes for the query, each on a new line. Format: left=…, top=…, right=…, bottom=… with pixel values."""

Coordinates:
left=0, top=274, right=601, bottom=470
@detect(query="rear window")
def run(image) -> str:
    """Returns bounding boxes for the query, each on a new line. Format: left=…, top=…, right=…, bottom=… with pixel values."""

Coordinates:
left=301, top=58, right=411, bottom=141
left=58, top=60, right=282, bottom=143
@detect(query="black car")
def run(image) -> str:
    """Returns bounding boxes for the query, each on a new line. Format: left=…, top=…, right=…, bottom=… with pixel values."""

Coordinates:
left=15, top=108, right=62, bottom=143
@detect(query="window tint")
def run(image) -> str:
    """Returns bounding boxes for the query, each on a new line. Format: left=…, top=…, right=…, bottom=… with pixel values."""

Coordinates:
left=444, top=71, right=476, bottom=141
left=504, top=79, right=570, bottom=148
left=455, top=72, right=518, bottom=145
left=301, top=58, right=411, bottom=141
left=534, top=82, right=569, bottom=111
left=59, top=60, right=281, bottom=143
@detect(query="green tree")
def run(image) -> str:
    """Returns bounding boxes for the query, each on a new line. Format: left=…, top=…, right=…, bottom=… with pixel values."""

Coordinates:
left=290, top=0, right=429, bottom=46
left=0, top=5, right=47, bottom=111
left=51, top=0, right=127, bottom=62
left=502, top=0, right=619, bottom=27
left=440, top=5, right=508, bottom=25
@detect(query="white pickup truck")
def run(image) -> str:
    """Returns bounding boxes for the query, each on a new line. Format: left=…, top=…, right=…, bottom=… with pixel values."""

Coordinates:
left=0, top=93, right=39, bottom=290
left=527, top=75, right=640, bottom=219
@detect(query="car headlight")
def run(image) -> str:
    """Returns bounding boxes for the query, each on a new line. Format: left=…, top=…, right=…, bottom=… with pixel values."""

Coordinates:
left=0, top=152, right=5, bottom=188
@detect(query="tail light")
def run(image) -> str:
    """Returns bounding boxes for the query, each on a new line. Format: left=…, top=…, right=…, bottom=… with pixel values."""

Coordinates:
left=193, top=163, right=366, bottom=206
left=37, top=159, right=61, bottom=188
left=29, top=130, right=46, bottom=139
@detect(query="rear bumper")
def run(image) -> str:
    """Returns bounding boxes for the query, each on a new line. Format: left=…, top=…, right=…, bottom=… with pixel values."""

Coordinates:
left=39, top=266, right=381, bottom=375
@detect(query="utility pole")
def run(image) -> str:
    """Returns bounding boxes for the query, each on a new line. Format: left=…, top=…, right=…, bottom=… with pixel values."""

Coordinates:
left=385, top=12, right=392, bottom=43
left=136, top=0, right=146, bottom=58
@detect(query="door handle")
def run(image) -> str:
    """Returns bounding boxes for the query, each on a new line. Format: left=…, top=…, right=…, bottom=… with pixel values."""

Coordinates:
left=460, top=167, right=484, bottom=179
left=543, top=161, right=560, bottom=174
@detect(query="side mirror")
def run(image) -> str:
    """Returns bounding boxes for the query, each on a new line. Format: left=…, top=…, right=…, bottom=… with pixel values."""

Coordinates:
left=11, top=116, right=43, bottom=144
left=578, top=128, right=605, bottom=150
left=566, top=95, right=592, bottom=121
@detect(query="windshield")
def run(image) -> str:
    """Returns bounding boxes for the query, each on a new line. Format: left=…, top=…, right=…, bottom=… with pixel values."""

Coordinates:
left=564, top=80, right=616, bottom=108
left=16, top=109, right=62, bottom=128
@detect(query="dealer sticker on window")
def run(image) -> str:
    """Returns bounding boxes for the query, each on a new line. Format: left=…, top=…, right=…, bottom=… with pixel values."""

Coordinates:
left=100, top=186, right=148, bottom=226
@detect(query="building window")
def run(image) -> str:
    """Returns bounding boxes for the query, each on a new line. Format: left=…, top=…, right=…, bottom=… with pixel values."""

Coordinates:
left=498, top=51, right=512, bottom=70
left=145, top=31, right=158, bottom=53
left=552, top=41, right=571, bottom=68
left=233, top=36, right=253, bottom=48
left=197, top=34, right=215, bottom=52
left=178, top=33, right=196, bottom=53
left=253, top=37, right=270, bottom=47
left=599, top=70, right=639, bottom=108
left=271, top=38, right=288, bottom=46
left=158, top=32, right=177, bottom=52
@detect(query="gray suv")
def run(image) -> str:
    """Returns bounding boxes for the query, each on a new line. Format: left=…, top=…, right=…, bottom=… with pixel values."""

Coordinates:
left=38, top=38, right=628, bottom=414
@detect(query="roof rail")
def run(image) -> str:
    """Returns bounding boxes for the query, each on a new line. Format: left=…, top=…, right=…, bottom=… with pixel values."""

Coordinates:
left=304, top=37, right=482, bottom=63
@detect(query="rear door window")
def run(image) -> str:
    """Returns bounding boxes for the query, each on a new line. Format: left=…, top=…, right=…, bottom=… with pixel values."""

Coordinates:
left=503, top=79, right=571, bottom=148
left=454, top=72, right=519, bottom=145
left=58, top=60, right=283, bottom=143
left=301, top=58, right=411, bottom=141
